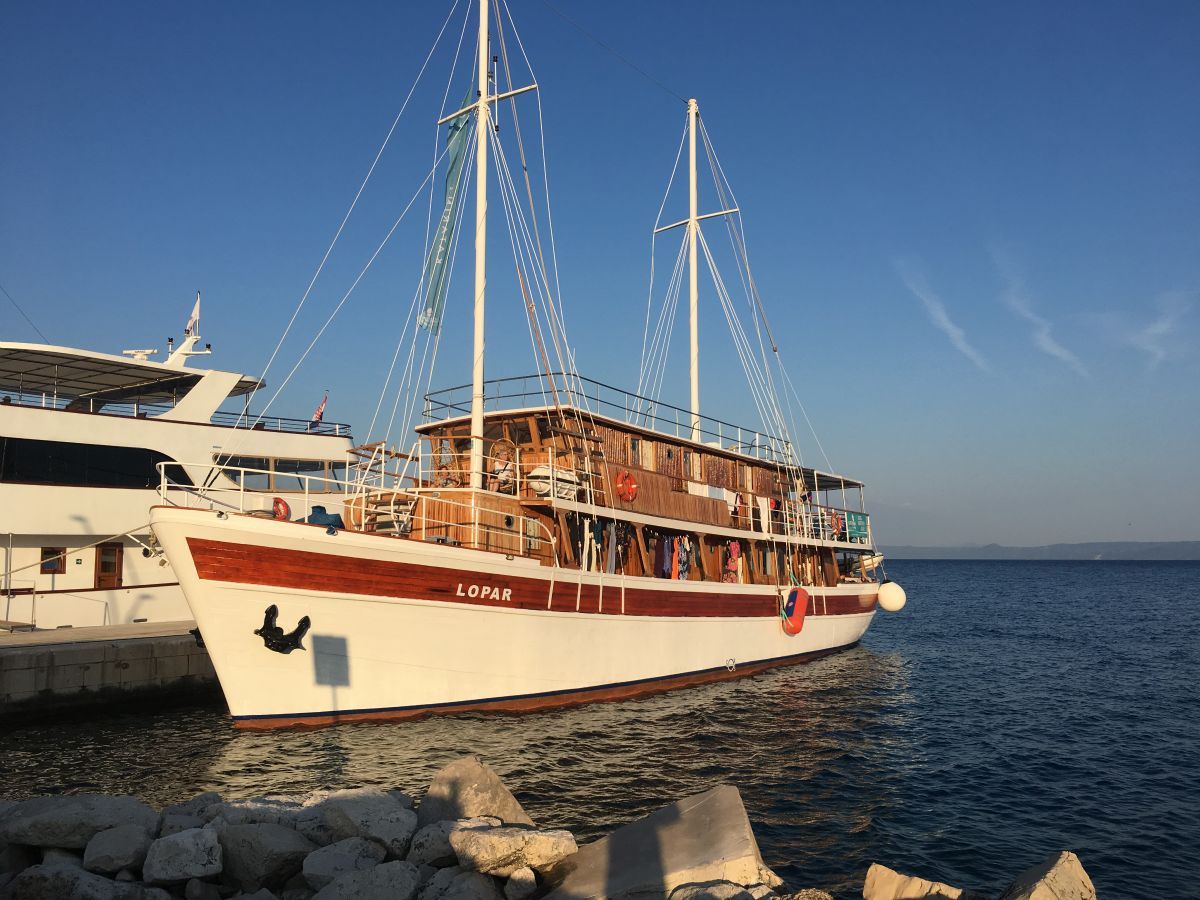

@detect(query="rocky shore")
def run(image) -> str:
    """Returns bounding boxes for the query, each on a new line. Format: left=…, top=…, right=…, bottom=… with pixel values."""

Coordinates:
left=0, top=755, right=1096, bottom=900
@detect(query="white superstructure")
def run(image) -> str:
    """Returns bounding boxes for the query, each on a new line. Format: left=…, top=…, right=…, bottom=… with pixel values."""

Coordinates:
left=0, top=327, right=353, bottom=630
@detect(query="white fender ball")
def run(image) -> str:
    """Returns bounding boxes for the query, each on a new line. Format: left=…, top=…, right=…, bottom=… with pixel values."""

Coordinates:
left=878, top=580, right=907, bottom=613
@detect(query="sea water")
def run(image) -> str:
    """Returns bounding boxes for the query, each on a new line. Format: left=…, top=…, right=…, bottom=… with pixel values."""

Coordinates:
left=2, top=560, right=1197, bottom=897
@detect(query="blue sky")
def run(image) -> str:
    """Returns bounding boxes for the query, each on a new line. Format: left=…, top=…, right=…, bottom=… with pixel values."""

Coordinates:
left=2, top=0, right=1197, bottom=546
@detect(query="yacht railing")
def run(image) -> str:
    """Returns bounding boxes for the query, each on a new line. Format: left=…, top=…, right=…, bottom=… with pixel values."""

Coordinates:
left=1, top=389, right=351, bottom=437
left=422, top=372, right=795, bottom=464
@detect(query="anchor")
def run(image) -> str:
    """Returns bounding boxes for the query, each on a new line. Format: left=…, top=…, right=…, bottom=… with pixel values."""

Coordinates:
left=253, top=604, right=311, bottom=654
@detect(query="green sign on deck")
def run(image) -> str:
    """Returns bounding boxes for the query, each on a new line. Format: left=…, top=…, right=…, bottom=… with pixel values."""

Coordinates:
left=846, top=512, right=869, bottom=540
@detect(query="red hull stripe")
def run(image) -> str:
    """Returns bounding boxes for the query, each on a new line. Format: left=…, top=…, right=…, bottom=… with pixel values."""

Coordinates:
left=187, top=537, right=877, bottom=619
left=232, top=641, right=859, bottom=730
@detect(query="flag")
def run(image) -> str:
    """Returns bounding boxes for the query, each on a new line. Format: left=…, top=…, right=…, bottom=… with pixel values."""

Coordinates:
left=418, top=88, right=474, bottom=335
left=310, top=392, right=328, bottom=425
left=184, top=293, right=200, bottom=337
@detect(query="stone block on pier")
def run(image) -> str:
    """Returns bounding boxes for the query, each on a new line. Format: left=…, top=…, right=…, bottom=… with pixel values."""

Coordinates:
left=541, top=785, right=780, bottom=900
left=417, top=757, right=534, bottom=829
left=0, top=795, right=159, bottom=850
left=997, top=851, right=1096, bottom=900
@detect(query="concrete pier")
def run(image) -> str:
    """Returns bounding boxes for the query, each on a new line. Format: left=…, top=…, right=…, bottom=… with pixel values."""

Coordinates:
left=0, top=620, right=218, bottom=720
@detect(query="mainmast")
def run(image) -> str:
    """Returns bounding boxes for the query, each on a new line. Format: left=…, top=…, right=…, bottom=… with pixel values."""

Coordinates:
left=469, top=0, right=490, bottom=490
left=687, top=99, right=700, bottom=443
left=655, top=99, right=738, bottom=445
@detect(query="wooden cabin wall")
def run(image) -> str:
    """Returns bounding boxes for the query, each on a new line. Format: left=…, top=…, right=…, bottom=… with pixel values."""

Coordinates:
left=596, top=425, right=629, bottom=466
left=601, top=465, right=728, bottom=526
left=704, top=455, right=734, bottom=490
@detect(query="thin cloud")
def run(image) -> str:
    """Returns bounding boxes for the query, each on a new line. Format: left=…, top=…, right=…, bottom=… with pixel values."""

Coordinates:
left=895, top=259, right=990, bottom=372
left=990, top=245, right=1088, bottom=377
left=1129, top=292, right=1193, bottom=370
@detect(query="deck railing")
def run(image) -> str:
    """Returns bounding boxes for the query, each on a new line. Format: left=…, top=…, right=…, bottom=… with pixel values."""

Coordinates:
left=1, top=390, right=351, bottom=437
left=422, top=372, right=795, bottom=463
left=154, top=461, right=557, bottom=564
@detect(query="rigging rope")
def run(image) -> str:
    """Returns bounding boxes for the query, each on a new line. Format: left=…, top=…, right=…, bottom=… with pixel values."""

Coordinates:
left=239, top=0, right=461, bottom=432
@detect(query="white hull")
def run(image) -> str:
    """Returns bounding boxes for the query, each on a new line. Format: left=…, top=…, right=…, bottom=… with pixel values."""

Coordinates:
left=151, top=506, right=877, bottom=727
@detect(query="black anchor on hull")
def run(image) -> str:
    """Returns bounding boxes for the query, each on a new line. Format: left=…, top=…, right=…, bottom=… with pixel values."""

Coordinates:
left=254, top=604, right=311, bottom=654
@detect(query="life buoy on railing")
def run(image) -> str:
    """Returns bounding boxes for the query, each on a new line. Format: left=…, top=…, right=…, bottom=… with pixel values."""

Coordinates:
left=829, top=511, right=843, bottom=537
left=781, top=587, right=810, bottom=635
left=615, top=470, right=639, bottom=502
left=272, top=497, right=291, bottom=521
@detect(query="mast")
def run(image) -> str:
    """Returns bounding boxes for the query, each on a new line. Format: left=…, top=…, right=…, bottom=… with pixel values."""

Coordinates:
left=687, top=98, right=700, bottom=443
left=469, top=0, right=490, bottom=490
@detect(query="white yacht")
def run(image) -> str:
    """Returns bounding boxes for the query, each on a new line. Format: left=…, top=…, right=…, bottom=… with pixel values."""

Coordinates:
left=0, top=316, right=353, bottom=630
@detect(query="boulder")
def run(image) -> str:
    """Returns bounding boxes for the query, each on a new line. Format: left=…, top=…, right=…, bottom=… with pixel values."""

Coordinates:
left=238, top=891, right=280, bottom=900
left=321, top=790, right=418, bottom=858
left=40, top=847, right=83, bottom=867
left=862, top=863, right=966, bottom=899
left=161, top=814, right=207, bottom=838
left=142, top=828, right=223, bottom=884
left=0, top=796, right=160, bottom=849
left=503, top=866, right=538, bottom=900
left=218, top=823, right=316, bottom=891
left=669, top=881, right=755, bottom=900
left=442, top=871, right=504, bottom=900
left=184, top=877, right=223, bottom=900
left=407, top=819, right=500, bottom=868
left=3, top=862, right=144, bottom=899
left=390, top=791, right=417, bottom=809
left=779, top=892, right=833, bottom=900
left=417, top=758, right=534, bottom=829
left=163, top=793, right=223, bottom=823
left=85, top=824, right=154, bottom=874
left=210, top=798, right=304, bottom=830
left=997, top=851, right=1096, bottom=900
left=420, top=866, right=464, bottom=900
left=302, top=837, right=387, bottom=890
left=542, top=786, right=781, bottom=900
left=450, top=826, right=576, bottom=877
left=311, top=860, right=421, bottom=900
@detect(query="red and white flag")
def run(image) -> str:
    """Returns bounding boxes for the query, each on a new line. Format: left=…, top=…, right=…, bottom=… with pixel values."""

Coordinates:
left=183, top=293, right=200, bottom=336
left=311, top=392, right=328, bottom=424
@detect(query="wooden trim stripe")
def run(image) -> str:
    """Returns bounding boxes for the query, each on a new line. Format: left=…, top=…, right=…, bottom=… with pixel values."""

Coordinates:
left=187, top=538, right=877, bottom=619
left=232, top=641, right=859, bottom=730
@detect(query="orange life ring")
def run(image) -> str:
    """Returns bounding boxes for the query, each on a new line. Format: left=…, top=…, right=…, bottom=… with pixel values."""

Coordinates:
left=272, top=497, right=291, bottom=521
left=829, top=511, right=843, bottom=536
left=615, top=470, right=638, bottom=502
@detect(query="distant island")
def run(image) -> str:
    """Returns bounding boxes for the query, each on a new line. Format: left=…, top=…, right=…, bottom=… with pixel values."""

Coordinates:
left=880, top=541, right=1200, bottom=560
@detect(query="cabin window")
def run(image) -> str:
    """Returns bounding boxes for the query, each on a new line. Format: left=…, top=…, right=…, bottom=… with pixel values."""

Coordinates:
left=273, top=458, right=327, bottom=492
left=665, top=448, right=674, bottom=460
left=0, top=437, right=194, bottom=488
left=217, top=456, right=271, bottom=490
left=215, top=456, right=345, bottom=492
left=630, top=438, right=640, bottom=465
left=40, top=547, right=66, bottom=575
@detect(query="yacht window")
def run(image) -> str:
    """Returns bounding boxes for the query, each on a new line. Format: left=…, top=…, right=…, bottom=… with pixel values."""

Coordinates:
left=216, top=456, right=271, bottom=491
left=0, top=437, right=194, bottom=488
left=40, top=547, right=66, bottom=574
left=630, top=437, right=640, bottom=465
left=329, top=461, right=347, bottom=487
left=274, top=459, right=327, bottom=492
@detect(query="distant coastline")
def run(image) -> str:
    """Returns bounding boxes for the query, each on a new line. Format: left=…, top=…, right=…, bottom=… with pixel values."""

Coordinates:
left=880, top=541, right=1200, bottom=561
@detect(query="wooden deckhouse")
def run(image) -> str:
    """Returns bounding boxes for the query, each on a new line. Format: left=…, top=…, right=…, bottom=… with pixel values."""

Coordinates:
left=345, top=374, right=876, bottom=591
